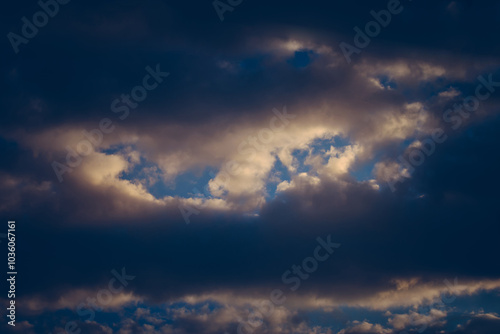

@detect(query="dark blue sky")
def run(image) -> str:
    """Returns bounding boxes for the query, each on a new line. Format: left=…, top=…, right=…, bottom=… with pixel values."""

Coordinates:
left=1, top=0, right=500, bottom=333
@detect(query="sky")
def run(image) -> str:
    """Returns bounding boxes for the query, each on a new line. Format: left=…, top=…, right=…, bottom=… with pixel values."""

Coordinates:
left=1, top=0, right=500, bottom=333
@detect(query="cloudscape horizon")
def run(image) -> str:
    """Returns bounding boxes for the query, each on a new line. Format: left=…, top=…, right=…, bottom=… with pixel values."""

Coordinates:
left=1, top=0, right=500, bottom=333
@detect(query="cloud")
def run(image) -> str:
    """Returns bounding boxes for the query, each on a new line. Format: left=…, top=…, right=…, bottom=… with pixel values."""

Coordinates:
left=388, top=309, right=447, bottom=331
left=2, top=1, right=500, bottom=333
left=451, top=313, right=500, bottom=334
left=338, top=321, right=391, bottom=334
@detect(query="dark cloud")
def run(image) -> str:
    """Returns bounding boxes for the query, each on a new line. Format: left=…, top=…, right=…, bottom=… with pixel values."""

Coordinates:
left=1, top=0, right=500, bottom=333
